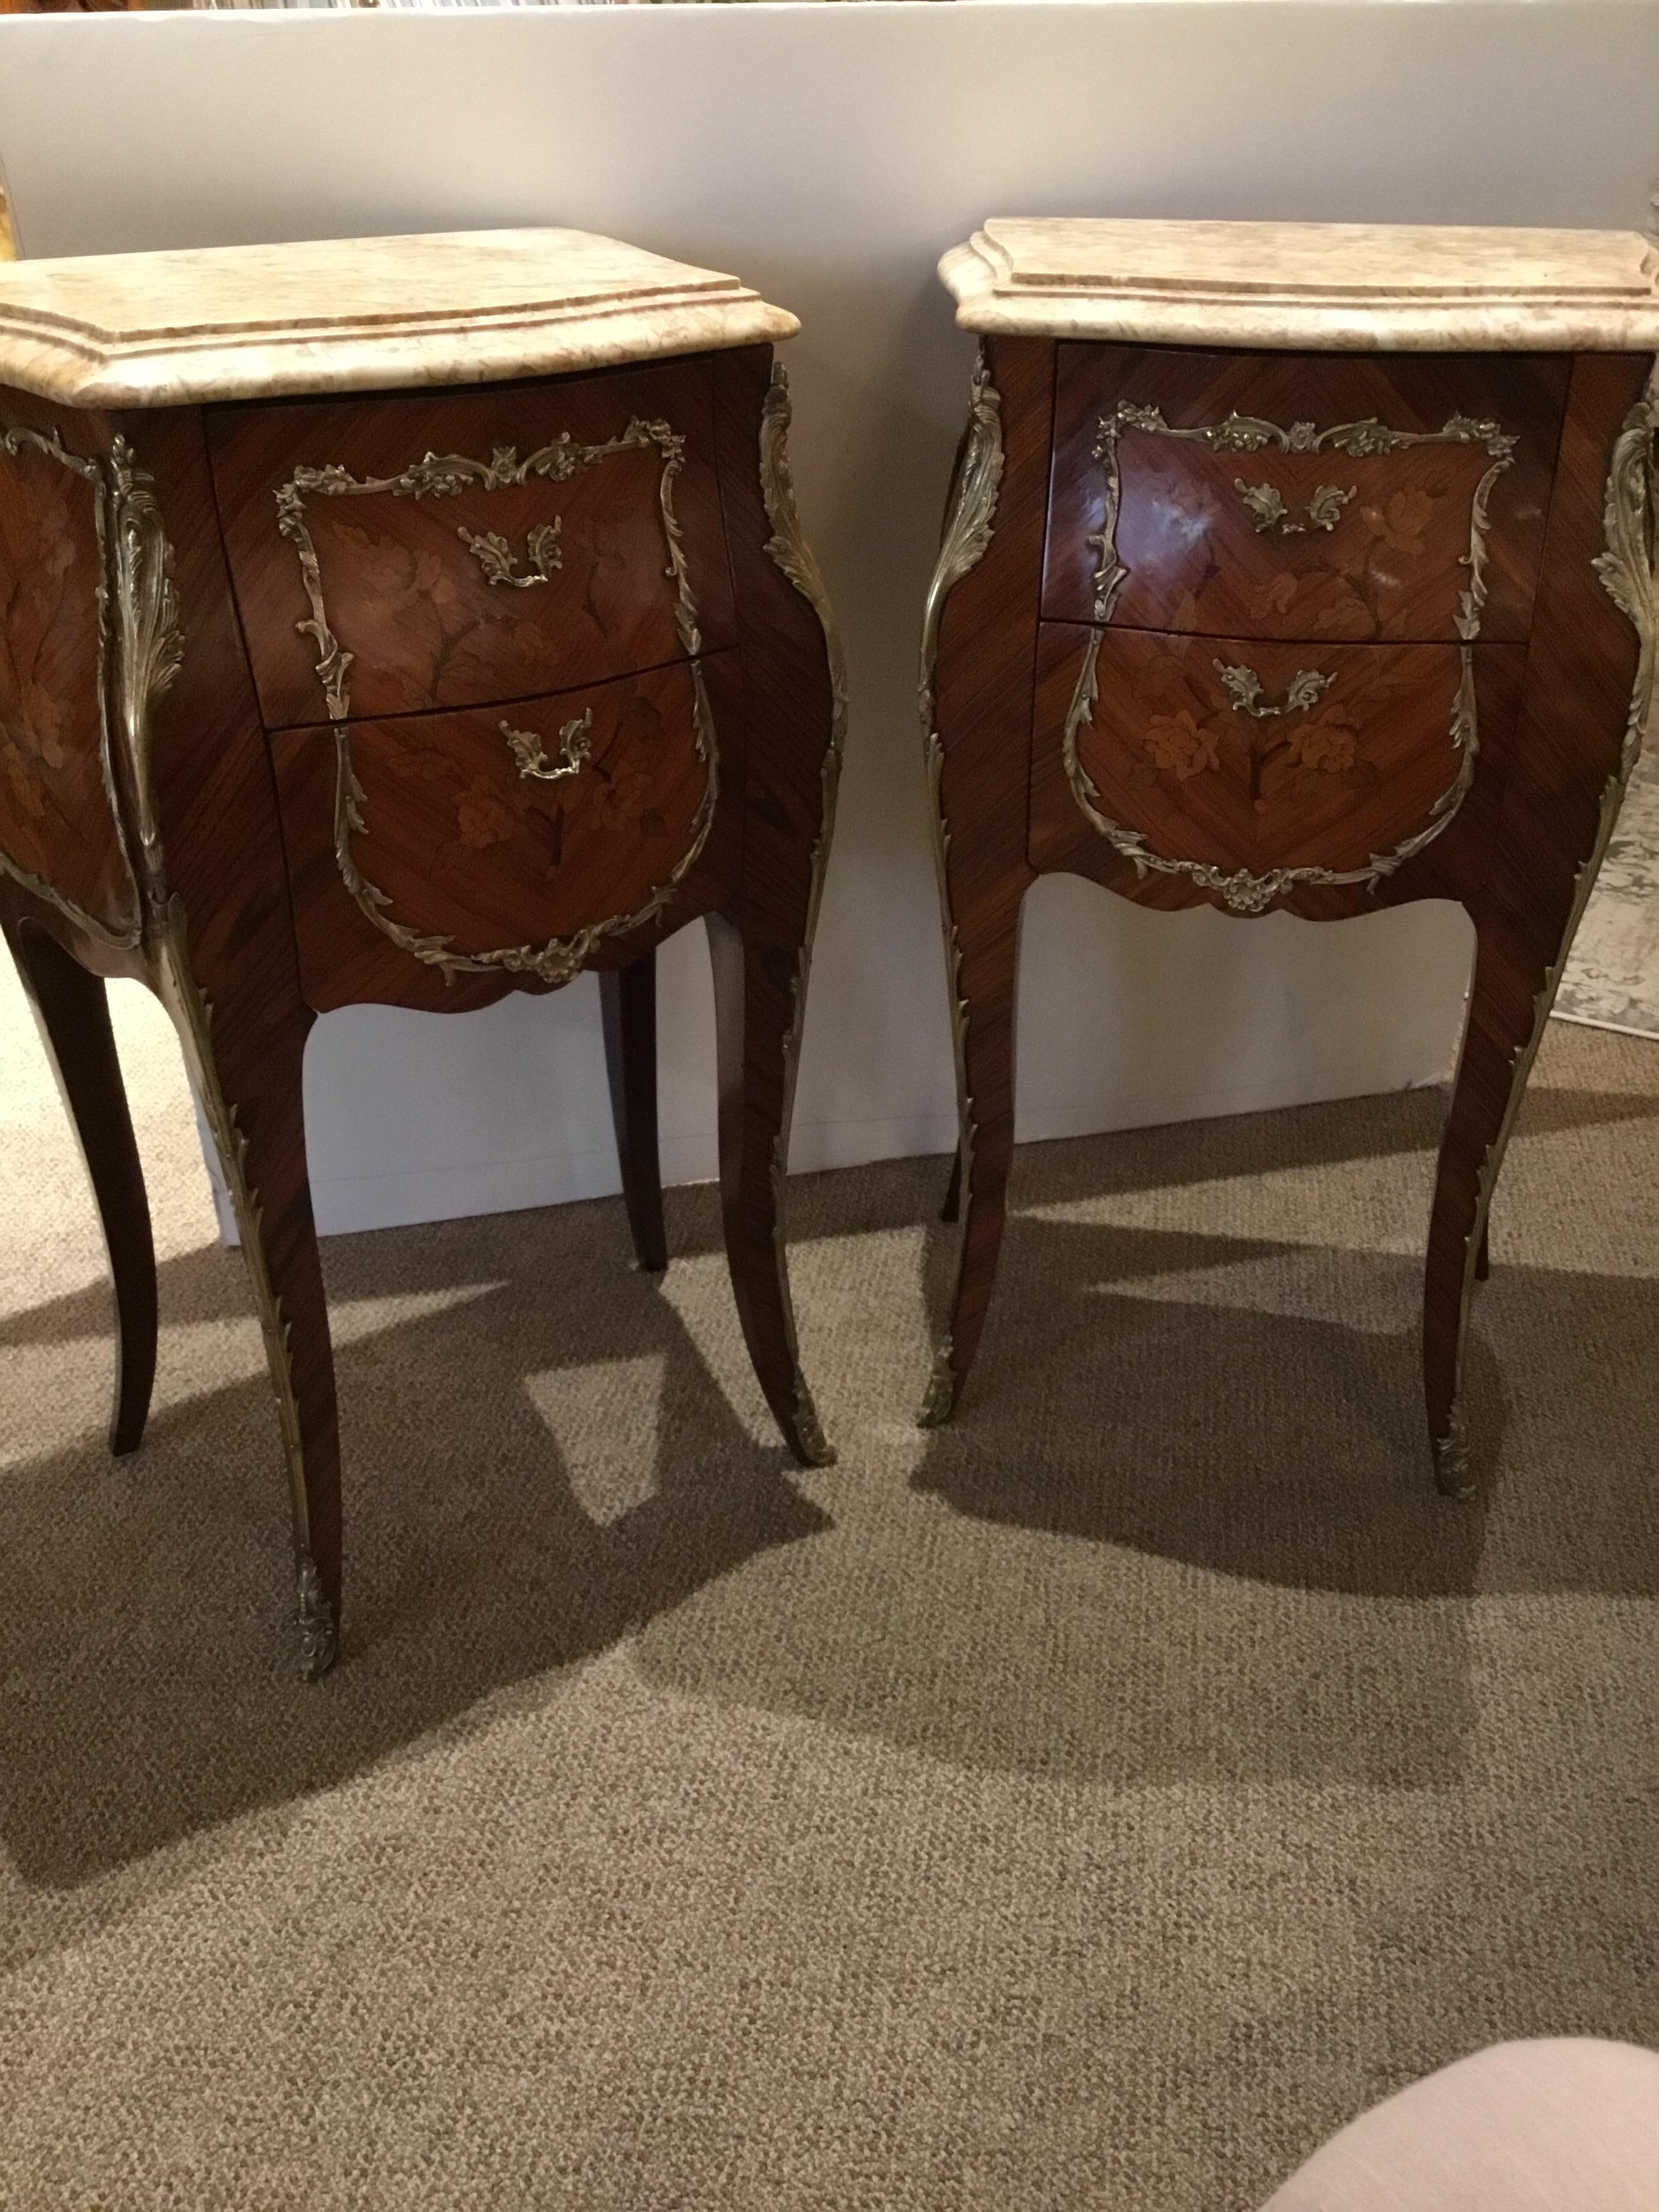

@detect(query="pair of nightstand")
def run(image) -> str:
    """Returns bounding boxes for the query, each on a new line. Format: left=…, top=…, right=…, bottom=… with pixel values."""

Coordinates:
left=1, top=220, right=1654, bottom=1674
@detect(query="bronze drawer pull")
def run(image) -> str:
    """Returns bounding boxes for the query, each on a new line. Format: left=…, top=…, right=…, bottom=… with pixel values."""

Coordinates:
left=457, top=519, right=563, bottom=588
left=500, top=709, right=592, bottom=781
left=1233, top=478, right=1354, bottom=535
left=1214, top=662, right=1334, bottom=718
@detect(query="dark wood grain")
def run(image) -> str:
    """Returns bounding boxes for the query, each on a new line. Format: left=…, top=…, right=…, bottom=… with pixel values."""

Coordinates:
left=924, top=334, right=1054, bottom=1422
left=1033, top=623, right=1508, bottom=897
left=209, top=363, right=736, bottom=730
left=1420, top=351, right=1650, bottom=1487
left=1045, top=347, right=1568, bottom=644
left=706, top=344, right=843, bottom=1467
left=119, top=405, right=342, bottom=1671
left=0, top=402, right=140, bottom=942
left=3, top=337, right=840, bottom=1672
left=272, top=648, right=746, bottom=1015
left=2, top=910, right=157, bottom=1454
left=930, top=329, right=1652, bottom=1494
left=600, top=951, right=668, bottom=1274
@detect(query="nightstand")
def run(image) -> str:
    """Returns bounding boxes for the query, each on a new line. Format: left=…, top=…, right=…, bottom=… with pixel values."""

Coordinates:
left=921, top=218, right=1657, bottom=1488
left=0, top=228, right=844, bottom=1673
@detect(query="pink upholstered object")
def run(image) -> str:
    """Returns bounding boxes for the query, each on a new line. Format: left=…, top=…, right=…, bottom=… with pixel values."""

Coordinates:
left=1263, top=2039, right=1659, bottom=2211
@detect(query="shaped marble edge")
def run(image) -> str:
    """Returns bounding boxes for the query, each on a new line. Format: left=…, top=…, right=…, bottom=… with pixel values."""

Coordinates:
left=0, top=228, right=800, bottom=407
left=939, top=220, right=1659, bottom=352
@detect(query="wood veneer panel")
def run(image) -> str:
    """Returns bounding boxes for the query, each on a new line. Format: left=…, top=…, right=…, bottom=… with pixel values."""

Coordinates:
left=274, top=648, right=746, bottom=1015
left=924, top=333, right=1054, bottom=1420
left=708, top=342, right=844, bottom=1466
left=1044, top=346, right=1568, bottom=644
left=1029, top=621, right=1528, bottom=918
left=0, top=388, right=138, bottom=942
left=1420, top=351, right=1652, bottom=1478
left=209, top=359, right=736, bottom=729
left=119, top=403, right=342, bottom=1649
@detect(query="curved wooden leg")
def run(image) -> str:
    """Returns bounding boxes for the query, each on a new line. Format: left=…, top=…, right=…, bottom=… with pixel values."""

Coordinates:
left=705, top=909, right=832, bottom=1468
left=940, top=1148, right=962, bottom=1225
left=156, top=938, right=340, bottom=1676
left=920, top=895, right=1024, bottom=1426
left=1475, top=1221, right=1491, bottom=1284
left=598, top=953, right=668, bottom=1275
left=4, top=916, right=157, bottom=1456
left=1424, top=917, right=1549, bottom=1495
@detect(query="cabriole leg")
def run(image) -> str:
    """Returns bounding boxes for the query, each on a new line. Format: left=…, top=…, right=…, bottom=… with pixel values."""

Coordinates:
left=157, top=935, right=341, bottom=1675
left=705, top=908, right=832, bottom=1469
left=1423, top=917, right=1551, bottom=1495
left=920, top=895, right=1023, bottom=1426
left=598, top=951, right=668, bottom=1275
left=3, top=914, right=157, bottom=1456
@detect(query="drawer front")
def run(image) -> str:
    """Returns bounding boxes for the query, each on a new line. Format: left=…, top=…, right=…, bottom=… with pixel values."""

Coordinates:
left=1030, top=621, right=1524, bottom=914
left=273, top=656, right=737, bottom=1011
left=1044, top=347, right=1568, bottom=644
left=0, top=419, right=141, bottom=947
left=210, top=361, right=735, bottom=729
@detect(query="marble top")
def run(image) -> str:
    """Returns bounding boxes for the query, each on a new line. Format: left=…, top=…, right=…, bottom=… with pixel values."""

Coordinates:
left=0, top=228, right=799, bottom=408
left=939, top=220, right=1659, bottom=352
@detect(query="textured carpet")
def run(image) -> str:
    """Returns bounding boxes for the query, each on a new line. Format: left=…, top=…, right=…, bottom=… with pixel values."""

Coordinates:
left=1, top=954, right=1656, bottom=2211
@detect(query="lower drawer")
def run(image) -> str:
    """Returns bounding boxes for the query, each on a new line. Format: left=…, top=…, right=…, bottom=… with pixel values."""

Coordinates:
left=272, top=653, right=744, bottom=1013
left=1029, top=622, right=1525, bottom=916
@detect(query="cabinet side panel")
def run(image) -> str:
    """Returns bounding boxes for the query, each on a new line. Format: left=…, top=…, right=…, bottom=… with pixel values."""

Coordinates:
left=0, top=388, right=139, bottom=947
left=1488, top=352, right=1652, bottom=952
left=711, top=342, right=839, bottom=955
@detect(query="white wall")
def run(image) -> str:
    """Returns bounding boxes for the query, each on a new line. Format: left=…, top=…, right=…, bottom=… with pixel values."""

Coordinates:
left=2, top=3, right=1654, bottom=1233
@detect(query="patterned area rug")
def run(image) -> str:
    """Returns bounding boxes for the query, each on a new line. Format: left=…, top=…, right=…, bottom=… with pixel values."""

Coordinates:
left=1554, top=744, right=1659, bottom=1040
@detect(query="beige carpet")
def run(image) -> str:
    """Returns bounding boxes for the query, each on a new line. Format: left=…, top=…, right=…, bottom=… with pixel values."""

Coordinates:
left=1, top=954, right=1656, bottom=2211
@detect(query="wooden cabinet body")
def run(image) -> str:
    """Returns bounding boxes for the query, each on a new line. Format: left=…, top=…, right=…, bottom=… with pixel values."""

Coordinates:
left=923, top=220, right=1659, bottom=1489
left=0, top=232, right=842, bottom=1673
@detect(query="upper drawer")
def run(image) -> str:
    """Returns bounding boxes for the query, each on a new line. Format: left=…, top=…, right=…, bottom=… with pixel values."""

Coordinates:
left=1043, top=346, right=1570, bottom=645
left=209, top=360, right=735, bottom=729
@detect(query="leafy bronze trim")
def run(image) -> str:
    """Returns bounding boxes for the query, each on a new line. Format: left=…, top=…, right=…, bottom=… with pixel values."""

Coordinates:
left=98, top=437, right=332, bottom=1669
left=303, top=415, right=718, bottom=987
left=502, top=709, right=592, bottom=783
left=1090, top=405, right=1517, bottom=639
left=333, top=668, right=717, bottom=992
left=107, top=436, right=186, bottom=907
left=151, top=899, right=335, bottom=1675
left=1215, top=663, right=1334, bottom=719
left=1235, top=479, right=1353, bottom=535
left=1435, top=359, right=1659, bottom=1489
left=274, top=417, right=693, bottom=722
left=457, top=519, right=562, bottom=589
left=0, top=424, right=145, bottom=951
left=917, top=350, right=1004, bottom=1429
left=756, top=361, right=847, bottom=1467
left=1063, top=634, right=1480, bottom=916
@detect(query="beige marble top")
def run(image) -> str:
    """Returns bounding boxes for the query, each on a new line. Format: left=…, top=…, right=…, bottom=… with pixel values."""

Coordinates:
left=940, top=220, right=1659, bottom=352
left=0, top=228, right=799, bottom=409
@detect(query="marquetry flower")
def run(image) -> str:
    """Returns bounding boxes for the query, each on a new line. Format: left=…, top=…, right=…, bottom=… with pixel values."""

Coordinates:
left=0, top=729, right=48, bottom=820
left=1170, top=590, right=1202, bottom=631
left=1143, top=708, right=1221, bottom=782
left=455, top=779, right=522, bottom=851
left=596, top=758, right=654, bottom=830
left=1359, top=485, right=1433, bottom=558
left=20, top=684, right=68, bottom=771
left=1285, top=709, right=1359, bottom=775
left=1250, top=572, right=1299, bottom=621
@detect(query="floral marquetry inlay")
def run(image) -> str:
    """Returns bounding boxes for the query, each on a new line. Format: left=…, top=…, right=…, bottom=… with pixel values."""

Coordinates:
left=1086, top=403, right=1517, bottom=644
left=331, top=657, right=717, bottom=987
left=1059, top=627, right=1480, bottom=912
left=0, top=424, right=143, bottom=947
left=274, top=417, right=695, bottom=724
